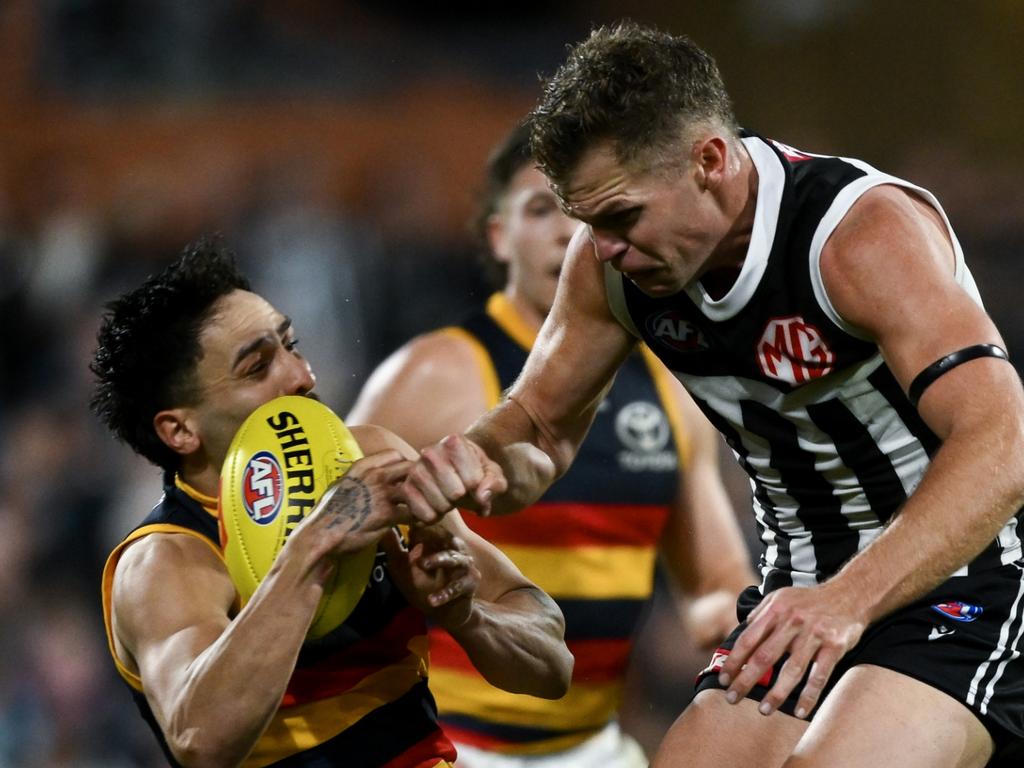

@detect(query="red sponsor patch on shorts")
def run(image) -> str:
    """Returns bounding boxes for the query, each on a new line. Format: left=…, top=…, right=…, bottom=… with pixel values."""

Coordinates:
left=698, top=647, right=774, bottom=688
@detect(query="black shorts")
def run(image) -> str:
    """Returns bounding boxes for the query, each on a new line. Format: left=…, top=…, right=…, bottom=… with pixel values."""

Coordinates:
left=695, top=562, right=1024, bottom=763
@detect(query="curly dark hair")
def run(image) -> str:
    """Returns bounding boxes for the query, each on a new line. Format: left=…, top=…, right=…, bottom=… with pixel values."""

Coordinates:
left=529, top=20, right=738, bottom=195
left=89, top=236, right=251, bottom=472
left=470, top=119, right=536, bottom=288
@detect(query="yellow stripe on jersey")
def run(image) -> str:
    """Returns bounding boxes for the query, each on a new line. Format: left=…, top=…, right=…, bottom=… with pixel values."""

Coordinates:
left=242, top=637, right=430, bottom=767
left=639, top=343, right=691, bottom=469
left=101, top=523, right=232, bottom=691
left=491, top=545, right=657, bottom=599
left=430, top=666, right=622, bottom=731
left=173, top=474, right=219, bottom=517
left=486, top=293, right=538, bottom=353
left=437, top=326, right=503, bottom=408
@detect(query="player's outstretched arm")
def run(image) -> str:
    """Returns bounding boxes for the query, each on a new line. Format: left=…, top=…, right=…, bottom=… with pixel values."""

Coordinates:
left=348, top=330, right=519, bottom=520
left=719, top=184, right=1024, bottom=720
left=404, top=227, right=639, bottom=520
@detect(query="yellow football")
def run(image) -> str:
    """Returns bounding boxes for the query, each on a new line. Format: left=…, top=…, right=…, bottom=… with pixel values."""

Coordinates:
left=218, top=395, right=375, bottom=639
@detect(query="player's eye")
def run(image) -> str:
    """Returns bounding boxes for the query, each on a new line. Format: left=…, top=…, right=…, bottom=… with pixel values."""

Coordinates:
left=600, top=207, right=640, bottom=230
left=527, top=198, right=558, bottom=217
left=246, top=359, right=268, bottom=376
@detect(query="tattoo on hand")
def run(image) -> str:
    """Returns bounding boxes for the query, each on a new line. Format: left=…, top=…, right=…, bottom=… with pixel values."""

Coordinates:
left=324, top=476, right=373, bottom=532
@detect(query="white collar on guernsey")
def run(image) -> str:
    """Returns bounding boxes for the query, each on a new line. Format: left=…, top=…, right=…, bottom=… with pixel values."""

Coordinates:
left=683, top=135, right=784, bottom=321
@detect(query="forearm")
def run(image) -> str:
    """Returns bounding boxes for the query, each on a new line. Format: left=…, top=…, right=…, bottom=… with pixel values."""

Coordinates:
left=465, top=398, right=566, bottom=516
left=444, top=586, right=572, bottom=699
left=162, top=552, right=323, bottom=765
left=827, top=424, right=1024, bottom=625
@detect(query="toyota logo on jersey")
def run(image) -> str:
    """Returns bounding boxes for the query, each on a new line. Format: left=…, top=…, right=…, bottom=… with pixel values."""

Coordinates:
left=756, top=316, right=835, bottom=384
left=242, top=450, right=284, bottom=525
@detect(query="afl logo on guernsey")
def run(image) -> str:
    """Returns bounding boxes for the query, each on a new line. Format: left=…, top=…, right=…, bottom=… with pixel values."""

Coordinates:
left=757, top=316, right=835, bottom=385
left=242, top=450, right=284, bottom=525
left=646, top=310, right=709, bottom=354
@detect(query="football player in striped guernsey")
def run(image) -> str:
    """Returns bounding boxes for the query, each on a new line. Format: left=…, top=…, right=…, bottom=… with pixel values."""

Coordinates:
left=348, top=121, right=753, bottom=767
left=400, top=21, right=1024, bottom=768
left=90, top=238, right=572, bottom=768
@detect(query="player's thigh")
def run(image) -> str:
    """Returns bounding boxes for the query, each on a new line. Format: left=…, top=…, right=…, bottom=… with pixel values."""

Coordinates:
left=783, top=664, right=994, bottom=768
left=652, top=689, right=807, bottom=768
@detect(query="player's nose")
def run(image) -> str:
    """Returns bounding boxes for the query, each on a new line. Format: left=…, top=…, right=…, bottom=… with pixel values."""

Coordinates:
left=589, top=226, right=629, bottom=263
left=287, top=355, right=316, bottom=396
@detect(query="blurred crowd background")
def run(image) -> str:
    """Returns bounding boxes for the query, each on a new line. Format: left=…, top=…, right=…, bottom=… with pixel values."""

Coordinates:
left=0, top=1, right=1022, bottom=765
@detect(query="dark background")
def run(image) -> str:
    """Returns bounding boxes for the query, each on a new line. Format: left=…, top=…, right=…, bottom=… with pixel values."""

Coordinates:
left=0, top=1, right=1021, bottom=764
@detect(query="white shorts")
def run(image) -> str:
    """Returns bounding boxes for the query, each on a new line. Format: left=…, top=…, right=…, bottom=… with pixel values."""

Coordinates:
left=452, top=721, right=648, bottom=768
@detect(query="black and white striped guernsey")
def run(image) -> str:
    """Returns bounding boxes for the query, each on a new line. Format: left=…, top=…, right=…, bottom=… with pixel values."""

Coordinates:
left=605, top=134, right=1023, bottom=594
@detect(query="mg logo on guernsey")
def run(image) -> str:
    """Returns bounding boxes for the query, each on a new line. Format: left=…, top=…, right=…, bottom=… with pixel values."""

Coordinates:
left=757, top=316, right=835, bottom=384
left=646, top=309, right=710, bottom=354
left=242, top=450, right=284, bottom=525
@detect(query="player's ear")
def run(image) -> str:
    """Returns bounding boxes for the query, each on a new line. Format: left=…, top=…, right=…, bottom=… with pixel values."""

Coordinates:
left=154, top=408, right=200, bottom=456
left=694, top=135, right=729, bottom=192
left=486, top=213, right=511, bottom=265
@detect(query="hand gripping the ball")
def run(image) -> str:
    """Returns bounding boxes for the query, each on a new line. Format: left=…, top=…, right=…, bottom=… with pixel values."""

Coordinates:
left=297, top=449, right=417, bottom=560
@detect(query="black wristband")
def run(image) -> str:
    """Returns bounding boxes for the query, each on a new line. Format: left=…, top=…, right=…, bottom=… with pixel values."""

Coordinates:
left=908, top=344, right=1009, bottom=408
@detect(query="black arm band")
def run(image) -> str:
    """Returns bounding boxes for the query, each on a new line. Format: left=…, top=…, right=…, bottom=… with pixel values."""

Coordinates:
left=908, top=344, right=1009, bottom=408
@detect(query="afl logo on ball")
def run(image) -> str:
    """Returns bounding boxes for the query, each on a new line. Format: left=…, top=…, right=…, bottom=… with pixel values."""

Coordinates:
left=242, top=450, right=283, bottom=525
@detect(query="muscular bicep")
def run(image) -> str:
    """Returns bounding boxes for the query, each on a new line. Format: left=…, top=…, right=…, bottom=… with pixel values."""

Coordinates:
left=346, top=332, right=491, bottom=450
left=820, top=185, right=1014, bottom=437
left=112, top=534, right=236, bottom=721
